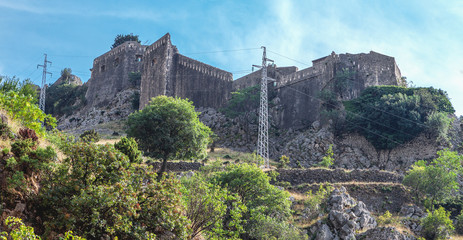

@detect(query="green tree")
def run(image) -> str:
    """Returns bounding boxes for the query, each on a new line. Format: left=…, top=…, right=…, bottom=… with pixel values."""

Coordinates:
left=61, top=68, right=73, bottom=84
left=126, top=96, right=212, bottom=179
left=181, top=175, right=246, bottom=239
left=112, top=33, right=141, bottom=49
left=344, top=86, right=454, bottom=149
left=403, top=150, right=463, bottom=210
left=316, top=145, right=335, bottom=168
left=0, top=76, right=38, bottom=102
left=213, top=164, right=296, bottom=239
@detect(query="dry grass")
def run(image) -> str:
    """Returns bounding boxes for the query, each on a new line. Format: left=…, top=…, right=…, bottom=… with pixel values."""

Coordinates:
left=96, top=138, right=120, bottom=145
left=451, top=235, right=463, bottom=240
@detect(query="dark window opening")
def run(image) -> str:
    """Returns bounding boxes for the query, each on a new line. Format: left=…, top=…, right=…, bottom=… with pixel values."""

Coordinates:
left=100, top=65, right=106, bottom=72
left=151, top=58, right=157, bottom=66
left=135, top=55, right=142, bottom=62
left=114, top=58, right=120, bottom=67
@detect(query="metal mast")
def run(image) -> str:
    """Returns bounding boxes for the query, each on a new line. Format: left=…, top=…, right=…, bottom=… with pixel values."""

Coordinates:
left=37, top=54, right=52, bottom=112
left=254, top=46, right=273, bottom=168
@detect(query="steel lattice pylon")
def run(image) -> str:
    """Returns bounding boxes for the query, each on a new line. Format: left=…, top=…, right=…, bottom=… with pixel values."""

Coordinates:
left=37, top=54, right=52, bottom=112
left=257, top=46, right=272, bottom=168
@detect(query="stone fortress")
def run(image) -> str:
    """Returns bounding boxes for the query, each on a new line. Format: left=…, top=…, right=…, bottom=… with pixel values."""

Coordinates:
left=84, top=33, right=233, bottom=113
left=61, top=33, right=403, bottom=132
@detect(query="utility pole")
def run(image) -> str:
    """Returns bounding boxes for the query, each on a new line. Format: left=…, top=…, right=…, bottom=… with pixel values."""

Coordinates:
left=253, top=46, right=274, bottom=169
left=37, top=54, right=52, bottom=112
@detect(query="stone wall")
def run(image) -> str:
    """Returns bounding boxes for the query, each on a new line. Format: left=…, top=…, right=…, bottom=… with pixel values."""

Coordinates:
left=173, top=54, right=233, bottom=108
left=85, top=41, right=145, bottom=110
left=139, top=33, right=233, bottom=109
left=275, top=168, right=402, bottom=186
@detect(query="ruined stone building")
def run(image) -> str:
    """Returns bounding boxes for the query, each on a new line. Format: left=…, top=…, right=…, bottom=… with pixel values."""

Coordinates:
left=85, top=33, right=233, bottom=112
left=234, top=51, right=403, bottom=129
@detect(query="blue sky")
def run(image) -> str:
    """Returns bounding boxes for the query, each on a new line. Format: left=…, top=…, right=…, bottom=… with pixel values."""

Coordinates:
left=1, top=0, right=462, bottom=115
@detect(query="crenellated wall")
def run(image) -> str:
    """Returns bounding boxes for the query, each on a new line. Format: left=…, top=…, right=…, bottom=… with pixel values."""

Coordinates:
left=236, top=51, right=403, bottom=129
left=173, top=54, right=233, bottom=108
left=139, top=33, right=233, bottom=109
left=85, top=41, right=145, bottom=110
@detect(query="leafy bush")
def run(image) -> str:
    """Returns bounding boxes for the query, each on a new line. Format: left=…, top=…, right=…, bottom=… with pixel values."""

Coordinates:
left=377, top=210, right=394, bottom=225
left=455, top=210, right=463, bottom=234
left=420, top=206, right=454, bottom=240
left=0, top=216, right=41, bottom=240
left=128, top=71, right=141, bottom=87
left=403, top=150, right=462, bottom=208
left=0, top=91, right=56, bottom=136
left=213, top=163, right=292, bottom=239
left=45, top=83, right=87, bottom=116
left=112, top=33, right=141, bottom=49
left=344, top=86, right=454, bottom=149
left=247, top=211, right=308, bottom=240
left=181, top=174, right=246, bottom=239
left=131, top=91, right=140, bottom=110
left=0, top=76, right=38, bottom=101
left=39, top=142, right=188, bottom=239
left=304, top=183, right=333, bottom=218
left=316, top=145, right=334, bottom=168
left=79, top=129, right=100, bottom=143
left=278, top=155, right=290, bottom=169
left=114, top=137, right=142, bottom=163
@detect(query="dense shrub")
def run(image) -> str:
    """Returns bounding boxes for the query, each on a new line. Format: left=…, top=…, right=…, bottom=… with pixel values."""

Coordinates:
left=2, top=138, right=56, bottom=204
left=181, top=174, right=246, bottom=239
left=79, top=129, right=100, bottom=143
left=39, top=142, right=188, bottom=239
left=114, top=137, right=142, bottom=163
left=403, top=150, right=463, bottom=208
left=213, top=163, right=294, bottom=239
left=420, top=206, right=454, bottom=240
left=316, top=145, right=334, bottom=168
left=0, top=91, right=56, bottom=136
left=45, top=83, right=87, bottom=116
left=344, top=86, right=454, bottom=149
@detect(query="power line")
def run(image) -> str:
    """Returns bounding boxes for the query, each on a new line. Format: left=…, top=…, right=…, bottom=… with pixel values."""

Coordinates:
left=265, top=50, right=430, bottom=129
left=184, top=47, right=261, bottom=55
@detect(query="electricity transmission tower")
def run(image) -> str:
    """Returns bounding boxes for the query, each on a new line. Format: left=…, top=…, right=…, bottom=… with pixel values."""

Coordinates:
left=37, top=54, right=52, bottom=112
left=253, top=46, right=274, bottom=168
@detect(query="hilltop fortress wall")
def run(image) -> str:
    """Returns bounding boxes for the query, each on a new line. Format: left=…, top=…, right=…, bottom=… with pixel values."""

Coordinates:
left=86, top=33, right=233, bottom=113
left=80, top=33, right=401, bottom=132
left=85, top=41, right=145, bottom=109
left=234, top=51, right=403, bottom=129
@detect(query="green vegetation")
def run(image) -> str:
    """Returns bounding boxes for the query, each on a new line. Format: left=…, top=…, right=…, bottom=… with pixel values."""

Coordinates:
left=0, top=76, right=37, bottom=101
left=79, top=129, right=100, bottom=143
left=114, top=136, right=142, bottom=163
left=220, top=85, right=260, bottom=118
left=112, top=33, right=141, bottom=49
left=45, top=82, right=87, bottom=117
left=316, top=145, right=334, bottom=168
left=126, top=96, right=212, bottom=179
left=403, top=150, right=462, bottom=210
left=0, top=89, right=56, bottom=136
left=304, top=184, right=333, bottom=219
left=344, top=86, right=454, bottom=149
left=421, top=207, right=454, bottom=240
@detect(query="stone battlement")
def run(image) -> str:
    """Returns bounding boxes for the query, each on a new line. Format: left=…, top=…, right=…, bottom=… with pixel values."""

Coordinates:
left=177, top=54, right=233, bottom=81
